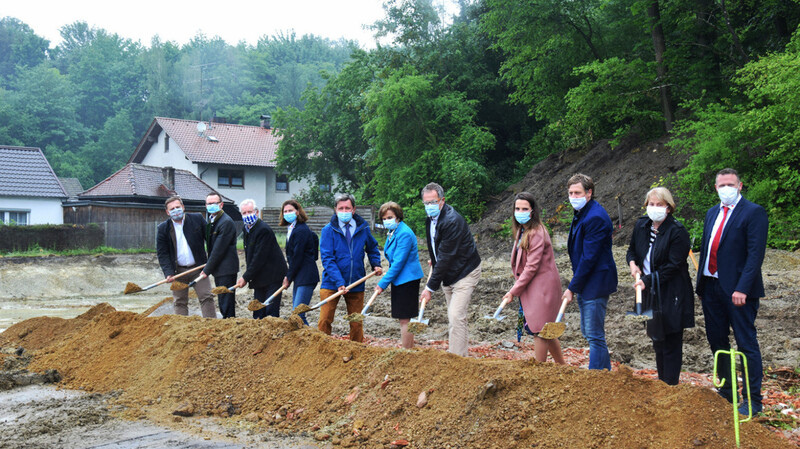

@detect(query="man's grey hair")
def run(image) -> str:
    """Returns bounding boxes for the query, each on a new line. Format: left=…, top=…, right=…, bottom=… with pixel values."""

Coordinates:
left=239, top=198, right=258, bottom=212
left=334, top=193, right=356, bottom=209
left=421, top=182, right=445, bottom=200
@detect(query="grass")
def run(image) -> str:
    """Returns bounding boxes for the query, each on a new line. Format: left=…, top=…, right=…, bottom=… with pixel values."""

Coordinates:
left=1, top=244, right=154, bottom=258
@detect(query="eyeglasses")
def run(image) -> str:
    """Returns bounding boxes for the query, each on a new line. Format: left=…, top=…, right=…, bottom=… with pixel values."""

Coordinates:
left=423, top=200, right=440, bottom=206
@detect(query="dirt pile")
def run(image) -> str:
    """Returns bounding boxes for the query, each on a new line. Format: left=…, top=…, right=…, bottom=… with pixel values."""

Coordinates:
left=1, top=305, right=793, bottom=449
left=472, top=135, right=686, bottom=252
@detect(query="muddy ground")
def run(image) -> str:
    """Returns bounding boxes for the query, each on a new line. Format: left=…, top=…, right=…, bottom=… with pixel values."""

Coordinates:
left=0, top=242, right=798, bottom=448
left=2, top=244, right=798, bottom=373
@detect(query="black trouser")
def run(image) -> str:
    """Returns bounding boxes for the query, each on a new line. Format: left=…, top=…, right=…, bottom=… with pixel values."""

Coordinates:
left=252, top=280, right=283, bottom=319
left=652, top=330, right=683, bottom=385
left=213, top=274, right=237, bottom=319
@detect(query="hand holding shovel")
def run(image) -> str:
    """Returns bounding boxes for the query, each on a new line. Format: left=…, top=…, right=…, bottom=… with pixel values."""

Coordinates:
left=297, top=271, right=378, bottom=315
left=124, top=264, right=205, bottom=294
left=626, top=273, right=653, bottom=322
left=248, top=284, right=288, bottom=312
left=485, top=294, right=513, bottom=321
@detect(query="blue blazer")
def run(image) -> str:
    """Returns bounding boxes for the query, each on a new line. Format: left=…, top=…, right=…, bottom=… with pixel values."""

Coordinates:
left=285, top=222, right=320, bottom=286
left=695, top=198, right=768, bottom=299
left=378, top=222, right=424, bottom=290
left=567, top=199, right=618, bottom=299
left=319, top=213, right=381, bottom=292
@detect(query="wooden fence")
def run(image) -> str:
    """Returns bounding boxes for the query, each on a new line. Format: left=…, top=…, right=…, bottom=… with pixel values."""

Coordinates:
left=261, top=206, right=375, bottom=233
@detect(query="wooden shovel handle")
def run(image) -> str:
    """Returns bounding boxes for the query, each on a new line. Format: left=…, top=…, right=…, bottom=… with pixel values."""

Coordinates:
left=144, top=264, right=206, bottom=290
left=267, top=284, right=288, bottom=301
left=365, top=289, right=380, bottom=308
left=316, top=271, right=379, bottom=306
left=635, top=273, right=643, bottom=304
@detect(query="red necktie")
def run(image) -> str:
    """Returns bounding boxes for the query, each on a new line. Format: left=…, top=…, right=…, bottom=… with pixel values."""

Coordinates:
left=708, top=206, right=729, bottom=275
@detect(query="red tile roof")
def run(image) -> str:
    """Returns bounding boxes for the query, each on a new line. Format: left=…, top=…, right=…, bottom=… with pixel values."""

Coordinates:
left=131, top=117, right=281, bottom=167
left=80, top=163, right=231, bottom=202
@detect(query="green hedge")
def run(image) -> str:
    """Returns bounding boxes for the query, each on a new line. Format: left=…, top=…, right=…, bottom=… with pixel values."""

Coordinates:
left=0, top=223, right=104, bottom=253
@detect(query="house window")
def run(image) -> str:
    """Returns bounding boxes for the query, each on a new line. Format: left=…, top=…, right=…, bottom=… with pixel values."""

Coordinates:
left=164, top=134, right=170, bottom=153
left=319, top=183, right=331, bottom=193
left=276, top=174, right=289, bottom=192
left=1, top=210, right=29, bottom=225
left=218, top=169, right=244, bottom=188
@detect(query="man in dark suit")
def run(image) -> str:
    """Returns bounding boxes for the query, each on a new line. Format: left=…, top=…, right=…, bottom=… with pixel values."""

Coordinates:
left=235, top=199, right=288, bottom=319
left=156, top=196, right=216, bottom=318
left=419, top=182, right=482, bottom=357
left=562, top=174, right=617, bottom=370
left=198, top=192, right=239, bottom=318
left=696, top=168, right=768, bottom=414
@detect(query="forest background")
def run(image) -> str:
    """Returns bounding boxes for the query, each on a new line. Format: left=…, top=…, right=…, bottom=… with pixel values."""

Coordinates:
left=1, top=0, right=798, bottom=249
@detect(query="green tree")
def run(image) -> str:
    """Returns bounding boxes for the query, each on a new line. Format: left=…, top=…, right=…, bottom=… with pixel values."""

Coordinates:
left=363, top=69, right=493, bottom=230
left=671, top=28, right=800, bottom=249
left=0, top=17, right=49, bottom=85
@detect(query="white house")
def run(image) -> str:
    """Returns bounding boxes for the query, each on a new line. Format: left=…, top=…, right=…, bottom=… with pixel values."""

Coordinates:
left=128, top=117, right=321, bottom=208
left=0, top=146, right=67, bottom=225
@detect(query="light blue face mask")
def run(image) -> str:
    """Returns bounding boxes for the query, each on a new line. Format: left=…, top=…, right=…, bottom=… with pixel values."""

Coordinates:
left=425, top=203, right=440, bottom=218
left=169, top=208, right=184, bottom=222
left=337, top=211, right=352, bottom=223
left=383, top=218, right=398, bottom=231
left=283, top=212, right=297, bottom=223
left=242, top=213, right=258, bottom=227
left=206, top=203, right=221, bottom=214
left=514, top=211, right=531, bottom=225
left=569, top=196, right=587, bottom=211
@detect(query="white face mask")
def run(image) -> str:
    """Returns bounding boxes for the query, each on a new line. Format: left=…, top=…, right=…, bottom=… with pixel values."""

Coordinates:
left=646, top=206, right=668, bottom=223
left=569, top=196, right=587, bottom=211
left=717, top=185, right=739, bottom=206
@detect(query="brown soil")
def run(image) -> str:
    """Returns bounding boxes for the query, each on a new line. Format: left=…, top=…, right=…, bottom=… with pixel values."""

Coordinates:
left=123, top=282, right=141, bottom=294
left=293, top=304, right=312, bottom=314
left=0, top=304, right=792, bottom=449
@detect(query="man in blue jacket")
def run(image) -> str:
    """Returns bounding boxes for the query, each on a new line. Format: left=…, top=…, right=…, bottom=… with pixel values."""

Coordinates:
left=696, top=168, right=768, bottom=414
left=563, top=174, right=617, bottom=370
left=318, top=193, right=382, bottom=342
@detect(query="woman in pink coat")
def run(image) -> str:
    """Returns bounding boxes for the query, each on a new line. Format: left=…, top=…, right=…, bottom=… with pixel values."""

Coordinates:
left=502, top=192, right=565, bottom=364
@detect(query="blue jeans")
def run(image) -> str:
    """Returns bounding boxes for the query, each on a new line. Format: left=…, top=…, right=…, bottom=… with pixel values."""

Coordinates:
left=292, top=283, right=317, bottom=326
left=701, top=277, right=762, bottom=407
left=577, top=294, right=611, bottom=370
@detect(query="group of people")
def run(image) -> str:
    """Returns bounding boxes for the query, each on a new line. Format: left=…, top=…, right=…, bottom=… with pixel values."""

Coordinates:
left=156, top=168, right=768, bottom=415
left=510, top=169, right=766, bottom=416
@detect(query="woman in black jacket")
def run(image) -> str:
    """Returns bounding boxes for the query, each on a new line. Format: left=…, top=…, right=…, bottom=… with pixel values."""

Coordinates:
left=280, top=199, right=320, bottom=325
left=626, top=187, right=695, bottom=385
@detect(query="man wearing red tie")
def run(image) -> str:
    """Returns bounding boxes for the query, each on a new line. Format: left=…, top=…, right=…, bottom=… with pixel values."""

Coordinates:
left=696, top=168, right=768, bottom=415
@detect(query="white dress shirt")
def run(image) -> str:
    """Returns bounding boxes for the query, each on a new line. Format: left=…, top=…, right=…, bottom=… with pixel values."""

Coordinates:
left=172, top=220, right=196, bottom=267
left=702, top=194, right=742, bottom=278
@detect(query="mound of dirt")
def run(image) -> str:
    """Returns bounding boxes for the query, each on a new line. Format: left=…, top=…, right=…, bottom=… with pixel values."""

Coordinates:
left=1, top=307, right=792, bottom=448
left=472, top=135, right=686, bottom=252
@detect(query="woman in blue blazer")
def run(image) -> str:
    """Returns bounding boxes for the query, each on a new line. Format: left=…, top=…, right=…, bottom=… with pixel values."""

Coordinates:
left=374, top=202, right=425, bottom=348
left=280, top=199, right=320, bottom=325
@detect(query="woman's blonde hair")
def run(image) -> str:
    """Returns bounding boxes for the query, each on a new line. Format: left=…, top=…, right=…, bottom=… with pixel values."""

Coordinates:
left=643, top=187, right=676, bottom=213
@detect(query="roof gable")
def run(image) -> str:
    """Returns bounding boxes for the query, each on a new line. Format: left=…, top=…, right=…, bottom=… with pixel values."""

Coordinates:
left=130, top=117, right=281, bottom=167
left=0, top=146, right=68, bottom=198
left=80, top=163, right=232, bottom=202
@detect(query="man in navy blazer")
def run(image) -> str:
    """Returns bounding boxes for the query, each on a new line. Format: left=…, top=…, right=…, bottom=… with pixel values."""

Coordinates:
left=563, top=174, right=617, bottom=370
left=696, top=168, right=768, bottom=414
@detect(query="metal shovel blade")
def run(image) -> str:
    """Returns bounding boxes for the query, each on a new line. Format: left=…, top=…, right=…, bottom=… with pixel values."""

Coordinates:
left=483, top=304, right=507, bottom=321
left=625, top=303, right=654, bottom=322
left=360, top=304, right=372, bottom=316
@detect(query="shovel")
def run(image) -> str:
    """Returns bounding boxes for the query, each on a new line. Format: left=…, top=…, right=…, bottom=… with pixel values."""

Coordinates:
left=360, top=289, right=381, bottom=316
left=247, top=284, right=288, bottom=312
left=485, top=296, right=513, bottom=321
left=688, top=237, right=699, bottom=271
left=538, top=296, right=570, bottom=340
left=297, top=271, right=378, bottom=315
left=124, top=264, right=205, bottom=294
left=626, top=273, right=653, bottom=322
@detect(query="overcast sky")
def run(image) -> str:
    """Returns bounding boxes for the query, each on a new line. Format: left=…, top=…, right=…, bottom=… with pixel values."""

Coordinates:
left=4, top=0, right=417, bottom=49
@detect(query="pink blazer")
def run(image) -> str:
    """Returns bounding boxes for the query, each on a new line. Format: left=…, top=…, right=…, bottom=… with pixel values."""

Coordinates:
left=510, top=225, right=563, bottom=333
